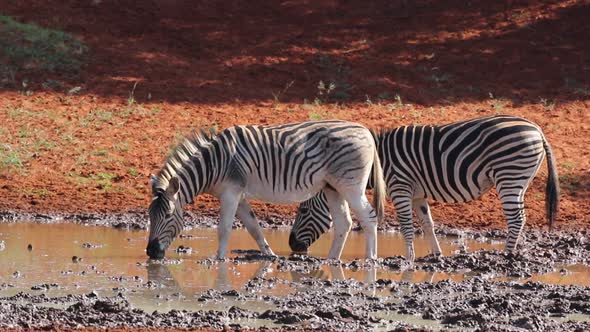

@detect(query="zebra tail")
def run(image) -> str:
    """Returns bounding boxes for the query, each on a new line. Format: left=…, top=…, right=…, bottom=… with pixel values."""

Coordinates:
left=543, top=138, right=560, bottom=231
left=372, top=147, right=387, bottom=224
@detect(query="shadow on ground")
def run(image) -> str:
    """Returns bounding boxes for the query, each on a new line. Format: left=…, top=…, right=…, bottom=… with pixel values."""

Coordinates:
left=1, top=0, right=589, bottom=105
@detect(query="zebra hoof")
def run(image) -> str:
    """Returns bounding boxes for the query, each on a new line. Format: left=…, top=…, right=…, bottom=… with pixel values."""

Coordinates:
left=263, top=252, right=278, bottom=260
left=505, top=251, right=519, bottom=259
left=421, top=253, right=442, bottom=262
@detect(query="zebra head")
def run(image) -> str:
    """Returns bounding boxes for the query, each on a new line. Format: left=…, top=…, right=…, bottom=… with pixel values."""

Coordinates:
left=289, top=191, right=332, bottom=253
left=147, top=175, right=184, bottom=259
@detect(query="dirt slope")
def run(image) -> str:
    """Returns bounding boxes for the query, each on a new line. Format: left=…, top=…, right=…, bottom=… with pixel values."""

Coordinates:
left=0, top=0, right=589, bottom=230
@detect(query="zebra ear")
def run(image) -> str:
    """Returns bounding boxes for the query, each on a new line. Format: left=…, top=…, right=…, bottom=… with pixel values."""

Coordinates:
left=149, top=174, right=159, bottom=193
left=166, top=177, right=180, bottom=199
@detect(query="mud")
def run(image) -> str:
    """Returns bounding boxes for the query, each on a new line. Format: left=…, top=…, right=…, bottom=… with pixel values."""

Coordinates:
left=1, top=275, right=589, bottom=331
left=1, top=220, right=589, bottom=331
left=0, top=210, right=288, bottom=231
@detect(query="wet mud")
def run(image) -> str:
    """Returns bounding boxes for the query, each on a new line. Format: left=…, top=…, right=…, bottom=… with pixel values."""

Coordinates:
left=0, top=210, right=283, bottom=231
left=1, top=272, right=589, bottom=331
left=0, top=220, right=589, bottom=331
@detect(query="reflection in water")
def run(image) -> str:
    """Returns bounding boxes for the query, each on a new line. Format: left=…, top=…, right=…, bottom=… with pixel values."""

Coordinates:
left=331, top=265, right=345, bottom=281
left=146, top=262, right=180, bottom=289
left=0, top=222, right=590, bottom=314
left=215, top=261, right=276, bottom=291
left=287, top=264, right=443, bottom=285
left=290, top=269, right=329, bottom=283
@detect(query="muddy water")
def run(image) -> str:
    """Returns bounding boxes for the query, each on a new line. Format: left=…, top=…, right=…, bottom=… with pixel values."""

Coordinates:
left=0, top=222, right=589, bottom=315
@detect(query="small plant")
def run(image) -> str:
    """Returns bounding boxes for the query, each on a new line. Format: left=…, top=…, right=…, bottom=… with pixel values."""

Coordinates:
left=121, top=81, right=149, bottom=116
left=308, top=110, right=333, bottom=121
left=17, top=126, right=31, bottom=139
left=79, top=109, right=116, bottom=127
left=197, top=121, right=219, bottom=137
left=67, top=86, right=82, bottom=95
left=113, top=141, right=129, bottom=152
left=67, top=172, right=118, bottom=191
left=0, top=146, right=24, bottom=171
left=386, top=94, right=404, bottom=111
left=559, top=173, right=581, bottom=192
left=95, top=110, right=113, bottom=121
left=127, top=168, right=139, bottom=177
left=19, top=80, right=33, bottom=96
left=96, top=172, right=116, bottom=191
left=61, top=132, right=78, bottom=144
left=272, top=80, right=294, bottom=104
left=7, top=107, right=31, bottom=119
left=539, top=98, right=556, bottom=111
left=22, top=188, right=51, bottom=197
left=33, top=138, right=56, bottom=151
left=315, top=80, right=336, bottom=104
left=75, top=154, right=89, bottom=166
left=313, top=55, right=353, bottom=103
left=308, top=111, right=324, bottom=121
left=128, top=81, right=138, bottom=108
left=488, top=93, right=508, bottom=112
left=91, top=149, right=109, bottom=157
left=562, top=161, right=575, bottom=171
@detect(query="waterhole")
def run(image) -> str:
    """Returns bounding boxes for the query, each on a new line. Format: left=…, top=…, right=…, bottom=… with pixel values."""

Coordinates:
left=0, top=222, right=588, bottom=320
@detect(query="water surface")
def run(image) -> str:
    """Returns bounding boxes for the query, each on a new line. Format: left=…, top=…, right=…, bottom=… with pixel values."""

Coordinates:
left=0, top=222, right=588, bottom=316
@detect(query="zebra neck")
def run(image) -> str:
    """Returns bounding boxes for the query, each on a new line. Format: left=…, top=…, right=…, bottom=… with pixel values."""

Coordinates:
left=161, top=140, right=228, bottom=207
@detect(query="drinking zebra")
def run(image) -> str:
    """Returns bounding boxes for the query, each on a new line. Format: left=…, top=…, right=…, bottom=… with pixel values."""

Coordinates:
left=289, top=115, right=559, bottom=261
left=147, top=120, right=386, bottom=260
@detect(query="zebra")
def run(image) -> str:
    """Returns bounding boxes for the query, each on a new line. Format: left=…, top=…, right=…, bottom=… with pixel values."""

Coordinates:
left=289, top=115, right=560, bottom=261
left=147, top=120, right=386, bottom=260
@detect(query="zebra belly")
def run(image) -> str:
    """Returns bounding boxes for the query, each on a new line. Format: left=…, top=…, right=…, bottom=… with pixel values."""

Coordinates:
left=414, top=175, right=494, bottom=203
left=243, top=181, right=327, bottom=204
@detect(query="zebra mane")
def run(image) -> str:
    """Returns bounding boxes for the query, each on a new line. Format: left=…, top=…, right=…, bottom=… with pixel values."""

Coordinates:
left=153, top=128, right=217, bottom=189
left=371, top=128, right=389, bottom=141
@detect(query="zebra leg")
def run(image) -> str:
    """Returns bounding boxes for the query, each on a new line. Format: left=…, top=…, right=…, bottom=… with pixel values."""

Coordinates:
left=495, top=150, right=545, bottom=253
left=215, top=261, right=231, bottom=290
left=413, top=198, right=442, bottom=256
left=340, top=190, right=378, bottom=259
left=235, top=199, right=276, bottom=256
left=499, top=188, right=527, bottom=253
left=217, top=192, right=241, bottom=259
left=393, top=194, right=415, bottom=261
left=252, top=261, right=273, bottom=279
left=324, top=188, right=353, bottom=260
left=329, top=265, right=345, bottom=280
left=365, top=268, right=376, bottom=284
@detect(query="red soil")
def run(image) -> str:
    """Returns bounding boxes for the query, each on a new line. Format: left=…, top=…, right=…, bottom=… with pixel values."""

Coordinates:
left=0, top=0, right=589, bottom=230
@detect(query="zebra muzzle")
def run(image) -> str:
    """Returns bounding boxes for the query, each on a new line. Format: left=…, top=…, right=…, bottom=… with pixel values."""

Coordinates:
left=289, top=233, right=309, bottom=253
left=146, top=238, right=166, bottom=259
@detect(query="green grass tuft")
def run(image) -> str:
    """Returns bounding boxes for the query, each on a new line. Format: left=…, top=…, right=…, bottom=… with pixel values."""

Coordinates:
left=0, top=15, right=87, bottom=79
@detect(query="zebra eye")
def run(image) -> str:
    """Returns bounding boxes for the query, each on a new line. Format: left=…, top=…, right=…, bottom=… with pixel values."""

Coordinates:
left=299, top=206, right=310, bottom=214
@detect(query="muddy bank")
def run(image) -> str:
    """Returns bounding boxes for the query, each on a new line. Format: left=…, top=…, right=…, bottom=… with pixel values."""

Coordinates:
left=0, top=210, right=293, bottom=230
left=0, top=221, right=589, bottom=331
left=1, top=276, right=589, bottom=331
